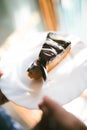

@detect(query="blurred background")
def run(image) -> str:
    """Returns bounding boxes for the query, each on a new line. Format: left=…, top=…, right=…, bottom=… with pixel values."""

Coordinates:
left=0, top=0, right=87, bottom=46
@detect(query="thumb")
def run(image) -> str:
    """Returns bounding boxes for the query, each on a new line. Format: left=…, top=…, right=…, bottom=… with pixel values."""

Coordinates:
left=39, top=96, right=66, bottom=116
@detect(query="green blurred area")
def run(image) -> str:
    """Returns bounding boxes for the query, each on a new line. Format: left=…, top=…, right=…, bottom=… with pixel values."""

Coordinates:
left=0, top=0, right=44, bottom=45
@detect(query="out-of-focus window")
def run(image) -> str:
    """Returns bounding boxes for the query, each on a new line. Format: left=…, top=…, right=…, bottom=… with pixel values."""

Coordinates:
left=0, top=0, right=58, bottom=45
left=55, top=0, right=87, bottom=43
left=56, top=0, right=82, bottom=34
left=0, top=0, right=45, bottom=45
left=2, top=0, right=87, bottom=46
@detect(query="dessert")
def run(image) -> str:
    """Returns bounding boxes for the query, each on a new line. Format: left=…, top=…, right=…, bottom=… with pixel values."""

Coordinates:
left=27, top=32, right=71, bottom=80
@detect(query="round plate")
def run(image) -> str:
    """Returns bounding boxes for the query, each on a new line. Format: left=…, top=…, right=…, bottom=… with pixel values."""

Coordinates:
left=0, top=32, right=87, bottom=109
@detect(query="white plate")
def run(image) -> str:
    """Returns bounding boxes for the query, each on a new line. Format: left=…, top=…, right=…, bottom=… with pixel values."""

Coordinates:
left=0, top=32, right=87, bottom=109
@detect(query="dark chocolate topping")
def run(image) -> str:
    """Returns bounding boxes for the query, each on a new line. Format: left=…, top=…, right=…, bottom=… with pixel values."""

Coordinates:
left=27, top=60, right=47, bottom=80
left=27, top=61, right=38, bottom=72
left=47, top=32, right=71, bottom=49
left=36, top=60, right=47, bottom=80
left=28, top=32, right=71, bottom=80
left=39, top=39, right=63, bottom=67
left=39, top=32, right=71, bottom=80
left=39, top=64, right=47, bottom=80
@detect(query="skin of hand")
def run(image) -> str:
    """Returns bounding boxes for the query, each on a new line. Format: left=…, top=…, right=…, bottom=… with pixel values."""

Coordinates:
left=32, top=96, right=87, bottom=130
left=0, top=71, right=8, bottom=104
left=0, top=90, right=8, bottom=105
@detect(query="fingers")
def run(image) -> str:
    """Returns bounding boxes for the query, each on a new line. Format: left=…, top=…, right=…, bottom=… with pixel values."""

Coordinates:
left=39, top=96, right=71, bottom=127
left=32, top=96, right=87, bottom=130
left=0, top=70, right=3, bottom=78
left=0, top=90, right=8, bottom=104
left=38, top=96, right=87, bottom=130
left=39, top=96, right=66, bottom=116
left=0, top=71, right=8, bottom=104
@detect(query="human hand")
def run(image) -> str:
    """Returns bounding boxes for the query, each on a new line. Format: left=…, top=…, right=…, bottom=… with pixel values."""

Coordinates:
left=0, top=70, right=8, bottom=105
left=0, top=90, right=8, bottom=105
left=32, top=96, right=87, bottom=130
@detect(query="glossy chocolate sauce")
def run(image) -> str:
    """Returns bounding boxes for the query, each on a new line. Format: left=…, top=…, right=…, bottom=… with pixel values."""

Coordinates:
left=27, top=32, right=71, bottom=80
left=39, top=32, right=71, bottom=67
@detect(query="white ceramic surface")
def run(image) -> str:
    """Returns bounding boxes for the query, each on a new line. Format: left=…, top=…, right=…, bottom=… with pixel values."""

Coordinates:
left=0, top=32, right=87, bottom=109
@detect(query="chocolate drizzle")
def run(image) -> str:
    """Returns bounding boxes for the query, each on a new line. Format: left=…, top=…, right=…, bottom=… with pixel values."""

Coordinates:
left=27, top=32, right=71, bottom=80
left=27, top=60, right=47, bottom=80
left=39, top=33, right=71, bottom=68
